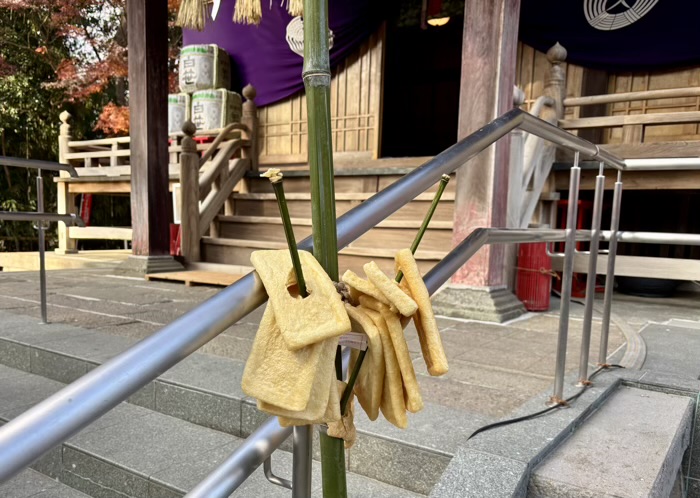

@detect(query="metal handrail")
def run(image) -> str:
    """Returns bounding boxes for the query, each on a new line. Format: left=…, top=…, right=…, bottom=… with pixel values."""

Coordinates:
left=623, top=158, right=700, bottom=171
left=186, top=225, right=700, bottom=497
left=185, top=228, right=589, bottom=497
left=0, top=156, right=78, bottom=178
left=0, top=108, right=624, bottom=483
left=0, top=159, right=84, bottom=323
left=0, top=212, right=85, bottom=226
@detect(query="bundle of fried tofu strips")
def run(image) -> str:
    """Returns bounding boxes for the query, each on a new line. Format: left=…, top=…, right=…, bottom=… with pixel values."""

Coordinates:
left=241, top=247, right=448, bottom=439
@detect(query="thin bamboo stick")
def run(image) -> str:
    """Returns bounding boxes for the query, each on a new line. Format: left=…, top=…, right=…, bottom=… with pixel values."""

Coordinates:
left=339, top=174, right=451, bottom=415
left=263, top=169, right=308, bottom=297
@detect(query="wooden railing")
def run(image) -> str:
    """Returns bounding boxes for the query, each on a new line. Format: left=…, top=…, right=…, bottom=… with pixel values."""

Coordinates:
left=514, top=43, right=700, bottom=230
left=55, top=85, right=258, bottom=255
left=511, top=43, right=567, bottom=229
left=560, top=86, right=700, bottom=159
left=179, top=85, right=258, bottom=262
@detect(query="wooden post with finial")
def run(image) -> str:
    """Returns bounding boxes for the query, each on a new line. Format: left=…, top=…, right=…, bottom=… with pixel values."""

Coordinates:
left=179, top=121, right=201, bottom=262
left=241, top=84, right=258, bottom=173
left=56, top=111, right=78, bottom=254
left=542, top=42, right=567, bottom=123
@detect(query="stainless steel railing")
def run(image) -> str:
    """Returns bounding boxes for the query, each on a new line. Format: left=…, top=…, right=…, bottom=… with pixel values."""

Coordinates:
left=0, top=158, right=84, bottom=323
left=0, top=156, right=79, bottom=177
left=0, top=108, right=686, bottom=489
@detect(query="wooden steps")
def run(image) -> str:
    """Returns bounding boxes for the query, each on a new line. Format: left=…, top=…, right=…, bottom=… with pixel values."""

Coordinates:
left=231, top=192, right=455, bottom=222
left=199, top=167, right=456, bottom=275
left=201, top=236, right=446, bottom=275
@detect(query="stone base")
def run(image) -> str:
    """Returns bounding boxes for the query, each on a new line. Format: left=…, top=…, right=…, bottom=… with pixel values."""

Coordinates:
left=115, top=255, right=184, bottom=276
left=431, top=285, right=526, bottom=323
left=54, top=248, right=78, bottom=255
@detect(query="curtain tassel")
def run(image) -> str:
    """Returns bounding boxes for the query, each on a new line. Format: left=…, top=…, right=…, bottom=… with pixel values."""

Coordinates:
left=175, top=0, right=208, bottom=31
left=233, top=0, right=263, bottom=25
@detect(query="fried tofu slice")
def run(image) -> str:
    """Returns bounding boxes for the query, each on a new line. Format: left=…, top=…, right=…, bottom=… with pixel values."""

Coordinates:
left=251, top=250, right=350, bottom=351
left=364, top=308, right=408, bottom=429
left=379, top=308, right=423, bottom=413
left=345, top=303, right=385, bottom=421
left=242, top=304, right=338, bottom=412
left=342, top=269, right=392, bottom=307
left=395, top=248, right=448, bottom=376
left=363, top=261, right=418, bottom=317
left=276, top=378, right=343, bottom=426
left=328, top=381, right=357, bottom=449
left=359, top=295, right=423, bottom=413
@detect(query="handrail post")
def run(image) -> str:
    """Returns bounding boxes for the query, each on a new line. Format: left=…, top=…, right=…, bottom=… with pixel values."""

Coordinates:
left=551, top=151, right=581, bottom=404
left=241, top=84, right=259, bottom=173
left=56, top=111, right=77, bottom=255
left=179, top=122, right=201, bottom=262
left=577, top=163, right=605, bottom=385
left=36, top=174, right=48, bottom=324
left=598, top=171, right=623, bottom=365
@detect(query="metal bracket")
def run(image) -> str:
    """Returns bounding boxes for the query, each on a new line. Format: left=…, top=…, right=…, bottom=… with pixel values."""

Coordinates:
left=264, top=455, right=292, bottom=490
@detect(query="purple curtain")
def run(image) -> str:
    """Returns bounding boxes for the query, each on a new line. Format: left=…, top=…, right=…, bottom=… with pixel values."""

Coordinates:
left=183, top=0, right=384, bottom=107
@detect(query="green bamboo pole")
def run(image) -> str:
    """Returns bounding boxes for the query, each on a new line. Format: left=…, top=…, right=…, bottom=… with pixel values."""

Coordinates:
left=302, top=0, right=347, bottom=495
left=264, top=171, right=308, bottom=297
left=339, top=174, right=451, bottom=416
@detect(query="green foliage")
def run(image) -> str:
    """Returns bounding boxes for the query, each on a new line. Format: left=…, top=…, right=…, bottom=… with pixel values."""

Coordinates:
left=0, top=8, right=61, bottom=250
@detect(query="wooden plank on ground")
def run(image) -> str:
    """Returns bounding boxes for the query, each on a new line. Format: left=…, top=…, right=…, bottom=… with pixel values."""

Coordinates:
left=69, top=226, right=133, bottom=240
left=145, top=270, right=243, bottom=287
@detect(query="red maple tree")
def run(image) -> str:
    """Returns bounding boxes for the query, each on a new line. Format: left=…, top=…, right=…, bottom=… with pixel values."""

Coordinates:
left=0, top=0, right=181, bottom=135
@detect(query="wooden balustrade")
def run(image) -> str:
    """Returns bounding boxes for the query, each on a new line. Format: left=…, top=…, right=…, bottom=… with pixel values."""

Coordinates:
left=55, top=84, right=259, bottom=255
left=517, top=43, right=567, bottom=229
left=179, top=84, right=258, bottom=262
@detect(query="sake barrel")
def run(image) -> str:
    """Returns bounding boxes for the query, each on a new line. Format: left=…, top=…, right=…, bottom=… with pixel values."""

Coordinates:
left=179, top=44, right=231, bottom=93
left=191, top=90, right=243, bottom=131
left=167, top=94, right=191, bottom=134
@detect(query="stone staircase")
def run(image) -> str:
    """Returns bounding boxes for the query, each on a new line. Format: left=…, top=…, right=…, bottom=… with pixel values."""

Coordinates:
left=2, top=269, right=699, bottom=496
left=0, top=309, right=487, bottom=497
left=202, top=168, right=455, bottom=275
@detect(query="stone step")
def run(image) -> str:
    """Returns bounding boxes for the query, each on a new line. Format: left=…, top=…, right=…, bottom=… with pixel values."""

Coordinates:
left=528, top=386, right=693, bottom=498
left=0, top=310, right=489, bottom=495
left=641, top=323, right=700, bottom=379
left=0, top=364, right=423, bottom=498
left=1, top=468, right=90, bottom=498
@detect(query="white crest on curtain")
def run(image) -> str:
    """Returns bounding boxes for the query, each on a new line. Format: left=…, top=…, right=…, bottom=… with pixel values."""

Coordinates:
left=584, top=0, right=660, bottom=31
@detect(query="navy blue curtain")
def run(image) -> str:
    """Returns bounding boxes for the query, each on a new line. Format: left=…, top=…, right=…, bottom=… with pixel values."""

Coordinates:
left=519, top=0, right=700, bottom=71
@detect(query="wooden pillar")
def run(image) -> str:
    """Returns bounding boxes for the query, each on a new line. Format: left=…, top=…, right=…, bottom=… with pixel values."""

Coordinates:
left=451, top=0, right=521, bottom=288
left=127, top=0, right=170, bottom=259
left=433, top=0, right=525, bottom=322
